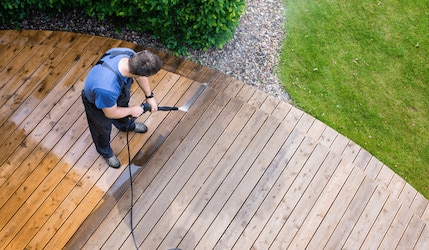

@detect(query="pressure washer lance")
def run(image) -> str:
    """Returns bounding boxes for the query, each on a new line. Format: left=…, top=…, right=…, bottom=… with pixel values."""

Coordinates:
left=140, top=83, right=208, bottom=113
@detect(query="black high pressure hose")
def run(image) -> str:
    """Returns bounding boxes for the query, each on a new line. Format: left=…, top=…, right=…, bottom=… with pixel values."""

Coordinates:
left=127, top=102, right=179, bottom=249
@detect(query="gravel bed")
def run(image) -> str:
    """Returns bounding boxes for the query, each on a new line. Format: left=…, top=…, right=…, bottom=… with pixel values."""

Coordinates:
left=1, top=0, right=290, bottom=101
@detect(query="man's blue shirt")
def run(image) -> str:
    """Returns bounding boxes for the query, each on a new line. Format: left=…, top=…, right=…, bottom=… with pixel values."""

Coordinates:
left=84, top=48, right=136, bottom=109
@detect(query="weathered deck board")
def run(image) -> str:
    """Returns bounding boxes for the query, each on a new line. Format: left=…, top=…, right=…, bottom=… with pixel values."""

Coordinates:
left=288, top=159, right=355, bottom=249
left=157, top=103, right=258, bottom=250
left=342, top=184, right=389, bottom=248
left=0, top=30, right=428, bottom=250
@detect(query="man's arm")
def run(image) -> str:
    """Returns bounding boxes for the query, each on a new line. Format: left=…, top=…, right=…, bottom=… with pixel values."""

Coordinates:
left=103, top=104, right=143, bottom=119
left=135, top=76, right=158, bottom=112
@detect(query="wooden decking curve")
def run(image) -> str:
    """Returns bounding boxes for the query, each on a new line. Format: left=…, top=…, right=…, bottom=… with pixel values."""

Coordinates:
left=0, top=30, right=428, bottom=249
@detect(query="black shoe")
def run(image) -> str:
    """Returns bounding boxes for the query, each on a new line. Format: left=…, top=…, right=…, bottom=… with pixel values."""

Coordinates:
left=105, top=155, right=120, bottom=168
left=133, top=122, right=148, bottom=133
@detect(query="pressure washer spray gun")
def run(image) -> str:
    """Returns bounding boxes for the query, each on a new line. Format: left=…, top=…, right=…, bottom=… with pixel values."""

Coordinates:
left=141, top=102, right=179, bottom=113
left=140, top=83, right=207, bottom=114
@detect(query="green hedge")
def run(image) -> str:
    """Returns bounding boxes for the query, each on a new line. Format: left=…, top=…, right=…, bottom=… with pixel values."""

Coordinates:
left=1, top=0, right=245, bottom=54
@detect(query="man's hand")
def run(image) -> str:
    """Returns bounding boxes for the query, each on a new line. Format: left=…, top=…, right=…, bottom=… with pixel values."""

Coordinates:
left=146, top=97, right=158, bottom=112
left=129, top=105, right=145, bottom=117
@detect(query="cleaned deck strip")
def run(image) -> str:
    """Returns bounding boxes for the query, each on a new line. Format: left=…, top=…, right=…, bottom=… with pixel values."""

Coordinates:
left=0, top=52, right=99, bottom=218
left=3, top=117, right=91, bottom=250
left=0, top=50, right=98, bottom=188
left=0, top=45, right=41, bottom=90
left=84, top=86, right=222, bottom=249
left=0, top=29, right=21, bottom=43
left=7, top=67, right=167, bottom=249
left=138, top=98, right=245, bottom=250
left=0, top=46, right=70, bottom=127
left=40, top=70, right=189, bottom=249
left=109, top=92, right=239, bottom=249
left=0, top=30, right=428, bottom=249
left=132, top=98, right=245, bottom=249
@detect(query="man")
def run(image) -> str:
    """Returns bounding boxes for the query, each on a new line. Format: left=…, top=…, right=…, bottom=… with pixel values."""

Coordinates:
left=82, top=48, right=162, bottom=168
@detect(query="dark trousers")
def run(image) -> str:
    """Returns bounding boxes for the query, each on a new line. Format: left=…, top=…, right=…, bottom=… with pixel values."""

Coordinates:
left=81, top=90, right=135, bottom=158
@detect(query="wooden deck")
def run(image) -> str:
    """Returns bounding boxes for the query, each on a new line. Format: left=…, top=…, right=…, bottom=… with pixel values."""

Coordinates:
left=1, top=30, right=428, bottom=249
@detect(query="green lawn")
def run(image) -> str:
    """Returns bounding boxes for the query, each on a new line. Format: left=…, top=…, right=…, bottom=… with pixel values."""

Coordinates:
left=279, top=0, right=429, bottom=197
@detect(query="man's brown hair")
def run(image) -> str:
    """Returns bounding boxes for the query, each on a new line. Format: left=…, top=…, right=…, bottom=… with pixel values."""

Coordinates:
left=128, top=50, right=162, bottom=76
